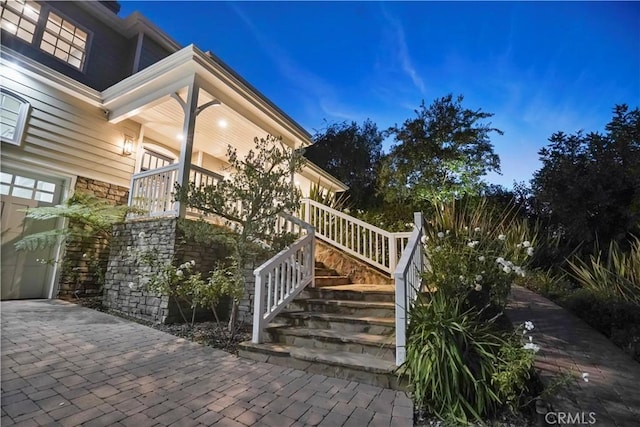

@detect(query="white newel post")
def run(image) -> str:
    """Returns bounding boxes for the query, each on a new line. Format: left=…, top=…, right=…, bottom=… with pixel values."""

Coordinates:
left=389, top=236, right=398, bottom=273
left=252, top=272, right=265, bottom=343
left=175, top=80, right=199, bottom=218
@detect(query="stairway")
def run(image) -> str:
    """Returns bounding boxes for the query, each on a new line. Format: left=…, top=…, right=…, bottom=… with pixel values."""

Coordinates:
left=239, top=262, right=404, bottom=390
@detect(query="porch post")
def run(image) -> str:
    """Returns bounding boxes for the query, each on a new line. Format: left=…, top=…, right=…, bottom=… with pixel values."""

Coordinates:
left=175, top=79, right=200, bottom=218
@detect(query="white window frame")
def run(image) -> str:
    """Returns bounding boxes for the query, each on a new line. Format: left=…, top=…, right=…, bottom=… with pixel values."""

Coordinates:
left=0, top=0, right=41, bottom=44
left=39, top=8, right=91, bottom=71
left=0, top=89, right=30, bottom=146
left=0, top=2, right=92, bottom=72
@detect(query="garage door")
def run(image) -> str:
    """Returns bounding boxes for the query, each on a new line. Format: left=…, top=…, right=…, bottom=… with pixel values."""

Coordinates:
left=1, top=169, right=65, bottom=299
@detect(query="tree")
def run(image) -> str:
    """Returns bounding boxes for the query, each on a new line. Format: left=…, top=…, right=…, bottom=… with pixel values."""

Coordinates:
left=531, top=104, right=640, bottom=250
left=304, top=120, right=383, bottom=209
left=378, top=94, right=502, bottom=208
left=177, top=134, right=304, bottom=331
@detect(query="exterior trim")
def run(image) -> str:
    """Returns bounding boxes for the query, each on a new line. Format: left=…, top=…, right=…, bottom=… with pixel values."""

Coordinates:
left=0, top=47, right=102, bottom=106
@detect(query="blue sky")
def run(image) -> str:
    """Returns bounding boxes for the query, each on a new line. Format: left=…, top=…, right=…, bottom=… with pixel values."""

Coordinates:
left=119, top=1, right=640, bottom=188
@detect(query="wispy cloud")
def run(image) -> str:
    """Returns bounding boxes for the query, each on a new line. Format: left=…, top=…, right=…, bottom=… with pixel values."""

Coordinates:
left=228, top=3, right=364, bottom=125
left=378, top=6, right=427, bottom=96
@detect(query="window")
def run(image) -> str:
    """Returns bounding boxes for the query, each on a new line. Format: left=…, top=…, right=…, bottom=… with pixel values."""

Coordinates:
left=0, top=0, right=40, bottom=43
left=0, top=90, right=30, bottom=146
left=0, top=171, right=58, bottom=203
left=0, top=2, right=90, bottom=71
left=40, top=11, right=88, bottom=70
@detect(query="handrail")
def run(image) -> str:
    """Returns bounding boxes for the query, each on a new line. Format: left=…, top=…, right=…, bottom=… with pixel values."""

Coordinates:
left=301, top=198, right=409, bottom=275
left=394, top=212, right=427, bottom=366
left=252, top=213, right=315, bottom=343
left=128, top=164, right=224, bottom=218
left=128, top=164, right=180, bottom=217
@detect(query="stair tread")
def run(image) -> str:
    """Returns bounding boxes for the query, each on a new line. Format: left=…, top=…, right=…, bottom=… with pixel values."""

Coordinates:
left=314, top=284, right=395, bottom=293
left=267, top=326, right=395, bottom=346
left=280, top=310, right=395, bottom=325
left=298, top=298, right=395, bottom=309
left=290, top=347, right=397, bottom=373
left=239, top=342, right=397, bottom=373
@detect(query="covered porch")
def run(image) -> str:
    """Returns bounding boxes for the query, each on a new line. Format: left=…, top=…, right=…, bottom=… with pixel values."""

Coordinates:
left=101, top=44, right=346, bottom=219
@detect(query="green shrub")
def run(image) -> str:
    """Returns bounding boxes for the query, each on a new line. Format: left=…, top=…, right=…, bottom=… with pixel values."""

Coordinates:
left=559, top=289, right=640, bottom=362
left=402, top=292, right=505, bottom=423
left=566, top=237, right=640, bottom=304
left=422, top=198, right=536, bottom=310
left=492, top=330, right=536, bottom=413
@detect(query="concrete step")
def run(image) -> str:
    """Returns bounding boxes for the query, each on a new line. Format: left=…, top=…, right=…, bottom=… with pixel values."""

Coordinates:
left=314, top=267, right=340, bottom=276
left=266, top=325, right=395, bottom=361
left=314, top=276, right=351, bottom=287
left=238, top=342, right=406, bottom=390
left=290, top=298, right=395, bottom=318
left=301, top=284, right=395, bottom=303
left=275, top=311, right=395, bottom=335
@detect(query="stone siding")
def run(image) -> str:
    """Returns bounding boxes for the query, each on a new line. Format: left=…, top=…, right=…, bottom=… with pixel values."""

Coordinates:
left=103, top=217, right=259, bottom=325
left=102, top=219, right=175, bottom=323
left=57, top=177, right=129, bottom=298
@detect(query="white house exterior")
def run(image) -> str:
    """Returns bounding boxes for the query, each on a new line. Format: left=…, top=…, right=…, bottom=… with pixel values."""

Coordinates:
left=1, top=0, right=346, bottom=301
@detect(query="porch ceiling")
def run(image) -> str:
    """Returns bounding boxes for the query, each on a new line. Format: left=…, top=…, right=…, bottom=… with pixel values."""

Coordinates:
left=101, top=45, right=312, bottom=151
left=135, top=88, right=270, bottom=159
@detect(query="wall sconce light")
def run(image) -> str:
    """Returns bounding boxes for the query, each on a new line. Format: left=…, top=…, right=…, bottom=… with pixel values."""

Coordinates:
left=122, top=135, right=134, bottom=156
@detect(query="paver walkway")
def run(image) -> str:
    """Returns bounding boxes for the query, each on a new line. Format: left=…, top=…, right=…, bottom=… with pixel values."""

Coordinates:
left=1, top=300, right=413, bottom=427
left=506, top=285, right=640, bottom=426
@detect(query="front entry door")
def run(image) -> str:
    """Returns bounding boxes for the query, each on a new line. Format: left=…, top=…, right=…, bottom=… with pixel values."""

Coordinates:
left=1, top=169, right=64, bottom=299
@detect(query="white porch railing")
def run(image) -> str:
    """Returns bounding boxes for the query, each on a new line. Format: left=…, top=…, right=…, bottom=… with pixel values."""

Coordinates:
left=128, top=165, right=223, bottom=217
left=300, top=198, right=411, bottom=276
left=394, top=212, right=427, bottom=366
left=252, top=213, right=315, bottom=343
left=128, top=164, right=180, bottom=217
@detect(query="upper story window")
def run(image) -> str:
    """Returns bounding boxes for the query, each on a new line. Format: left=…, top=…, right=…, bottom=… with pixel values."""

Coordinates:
left=0, top=1, right=90, bottom=71
left=40, top=11, right=88, bottom=70
left=0, top=89, right=30, bottom=146
left=0, top=0, right=40, bottom=43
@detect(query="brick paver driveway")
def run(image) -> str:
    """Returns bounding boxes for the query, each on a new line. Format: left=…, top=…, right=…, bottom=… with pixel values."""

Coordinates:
left=1, top=300, right=413, bottom=427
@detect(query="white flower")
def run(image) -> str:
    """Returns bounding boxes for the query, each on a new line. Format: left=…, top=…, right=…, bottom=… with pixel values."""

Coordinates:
left=474, top=283, right=483, bottom=292
left=176, top=269, right=184, bottom=277
left=475, top=275, right=483, bottom=282
left=127, top=246, right=132, bottom=251
left=496, top=257, right=505, bottom=264
left=459, top=275, right=465, bottom=282
left=437, top=232, right=445, bottom=238
left=516, top=243, right=522, bottom=248
left=522, top=241, right=531, bottom=248
left=127, top=282, right=136, bottom=290
left=344, top=208, right=350, bottom=214
left=514, top=266, right=526, bottom=277
left=82, top=253, right=88, bottom=259
left=498, top=234, right=506, bottom=241
left=524, top=321, right=535, bottom=331
left=190, top=260, right=196, bottom=266
left=467, top=240, right=479, bottom=248
left=503, top=266, right=512, bottom=274
left=523, top=342, right=540, bottom=352
left=421, top=235, right=429, bottom=245
left=434, top=246, right=442, bottom=252
left=529, top=335, right=533, bottom=342
left=464, top=226, right=469, bottom=231
left=474, top=227, right=481, bottom=232
left=582, top=373, right=590, bottom=382
left=478, top=256, right=486, bottom=262
left=138, top=231, right=146, bottom=238
left=527, top=247, right=535, bottom=257
left=446, top=230, right=451, bottom=235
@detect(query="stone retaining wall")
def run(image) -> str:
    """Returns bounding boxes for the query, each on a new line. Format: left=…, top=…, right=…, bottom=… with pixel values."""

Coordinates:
left=103, top=217, right=261, bottom=325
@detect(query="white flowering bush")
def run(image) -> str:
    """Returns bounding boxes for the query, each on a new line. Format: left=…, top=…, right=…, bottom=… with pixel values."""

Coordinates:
left=421, top=198, right=536, bottom=310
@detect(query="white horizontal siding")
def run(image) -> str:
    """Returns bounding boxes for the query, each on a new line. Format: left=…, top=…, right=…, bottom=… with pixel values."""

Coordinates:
left=1, top=71, right=138, bottom=188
